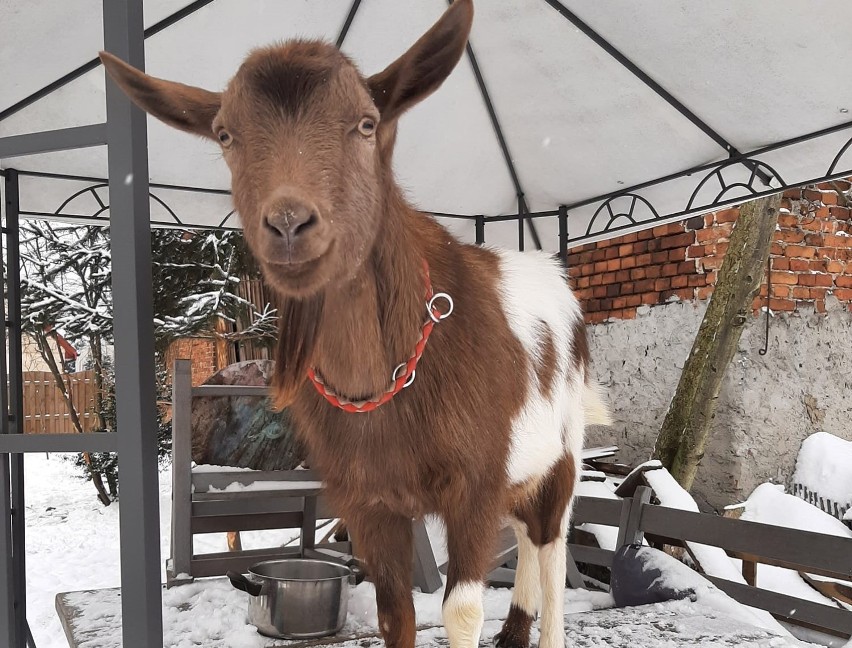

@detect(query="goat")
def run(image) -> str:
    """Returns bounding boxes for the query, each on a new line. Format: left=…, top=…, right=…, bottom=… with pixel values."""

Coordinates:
left=101, top=2, right=610, bottom=647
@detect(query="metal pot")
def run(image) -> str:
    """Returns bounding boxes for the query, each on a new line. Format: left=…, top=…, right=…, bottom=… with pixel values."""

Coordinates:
left=227, top=558, right=356, bottom=639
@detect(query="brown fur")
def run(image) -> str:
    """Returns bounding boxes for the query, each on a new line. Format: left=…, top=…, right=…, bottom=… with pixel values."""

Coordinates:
left=494, top=605, right=535, bottom=648
left=534, top=320, right=558, bottom=400
left=99, top=2, right=597, bottom=647
left=511, top=454, right=578, bottom=547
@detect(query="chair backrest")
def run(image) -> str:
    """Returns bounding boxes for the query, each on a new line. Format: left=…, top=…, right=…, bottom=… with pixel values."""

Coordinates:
left=168, top=359, right=345, bottom=585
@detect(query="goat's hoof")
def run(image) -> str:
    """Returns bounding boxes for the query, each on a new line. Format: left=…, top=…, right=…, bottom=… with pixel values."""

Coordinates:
left=493, top=629, right=528, bottom=648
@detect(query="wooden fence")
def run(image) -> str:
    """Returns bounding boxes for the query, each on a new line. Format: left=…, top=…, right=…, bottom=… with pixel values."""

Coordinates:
left=22, top=370, right=98, bottom=434
left=569, top=488, right=852, bottom=639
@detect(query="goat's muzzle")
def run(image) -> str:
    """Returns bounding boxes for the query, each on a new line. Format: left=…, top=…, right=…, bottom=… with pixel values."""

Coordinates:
left=260, top=188, right=331, bottom=269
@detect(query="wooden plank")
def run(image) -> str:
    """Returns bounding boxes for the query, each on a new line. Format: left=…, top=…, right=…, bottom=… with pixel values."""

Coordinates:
left=572, top=495, right=623, bottom=526
left=191, top=384, right=270, bottom=398
left=705, top=575, right=852, bottom=637
left=580, top=446, right=619, bottom=460
left=170, top=360, right=193, bottom=579
left=190, top=547, right=302, bottom=578
left=191, top=496, right=305, bottom=518
left=411, top=519, right=443, bottom=594
left=193, top=487, right=323, bottom=501
left=486, top=567, right=516, bottom=588
left=742, top=558, right=757, bottom=587
left=567, top=544, right=614, bottom=568
left=191, top=512, right=303, bottom=535
left=564, top=546, right=586, bottom=589
left=728, top=549, right=852, bottom=584
left=300, top=496, right=317, bottom=552
left=191, top=469, right=322, bottom=492
left=799, top=573, right=852, bottom=607
left=639, top=504, right=852, bottom=581
left=616, top=487, right=651, bottom=548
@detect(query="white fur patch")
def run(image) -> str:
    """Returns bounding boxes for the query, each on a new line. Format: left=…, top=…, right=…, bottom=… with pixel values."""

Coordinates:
left=442, top=581, right=484, bottom=648
left=492, top=249, right=586, bottom=484
left=538, top=539, right=568, bottom=648
left=509, top=520, right=541, bottom=616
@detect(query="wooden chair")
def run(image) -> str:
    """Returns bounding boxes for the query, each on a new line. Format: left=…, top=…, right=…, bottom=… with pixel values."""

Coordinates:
left=167, top=359, right=442, bottom=593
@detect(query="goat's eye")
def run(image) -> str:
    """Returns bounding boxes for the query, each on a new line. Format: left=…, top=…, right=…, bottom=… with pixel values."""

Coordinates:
left=357, top=117, right=376, bottom=137
left=217, top=129, right=233, bottom=147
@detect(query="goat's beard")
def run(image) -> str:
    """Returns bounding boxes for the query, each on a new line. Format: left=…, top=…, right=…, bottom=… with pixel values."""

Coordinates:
left=271, top=292, right=325, bottom=410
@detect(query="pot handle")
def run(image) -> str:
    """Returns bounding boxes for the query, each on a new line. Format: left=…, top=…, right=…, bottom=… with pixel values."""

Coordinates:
left=227, top=570, right=263, bottom=597
left=345, top=558, right=367, bottom=586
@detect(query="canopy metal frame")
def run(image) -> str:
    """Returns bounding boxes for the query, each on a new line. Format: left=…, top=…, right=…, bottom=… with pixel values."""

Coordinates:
left=3, top=1, right=852, bottom=647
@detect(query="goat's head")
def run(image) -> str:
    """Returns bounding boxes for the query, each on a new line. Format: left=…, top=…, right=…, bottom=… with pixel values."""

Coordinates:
left=101, top=0, right=473, bottom=297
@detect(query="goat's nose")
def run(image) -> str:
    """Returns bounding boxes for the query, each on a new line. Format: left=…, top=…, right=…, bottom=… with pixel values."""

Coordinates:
left=263, top=198, right=320, bottom=241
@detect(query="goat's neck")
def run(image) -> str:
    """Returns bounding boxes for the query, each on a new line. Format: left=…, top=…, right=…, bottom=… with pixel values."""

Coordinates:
left=311, top=197, right=426, bottom=400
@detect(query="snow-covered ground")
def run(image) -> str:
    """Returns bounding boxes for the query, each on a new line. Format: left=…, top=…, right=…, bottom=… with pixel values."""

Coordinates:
left=20, top=452, right=846, bottom=648
left=24, top=453, right=303, bottom=648
left=24, top=454, right=612, bottom=647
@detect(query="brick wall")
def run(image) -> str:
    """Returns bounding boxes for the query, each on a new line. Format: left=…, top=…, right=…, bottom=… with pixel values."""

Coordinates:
left=163, top=337, right=219, bottom=386
left=567, top=183, right=852, bottom=323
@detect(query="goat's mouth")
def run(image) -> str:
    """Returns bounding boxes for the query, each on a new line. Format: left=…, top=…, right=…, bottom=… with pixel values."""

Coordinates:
left=262, top=240, right=336, bottom=292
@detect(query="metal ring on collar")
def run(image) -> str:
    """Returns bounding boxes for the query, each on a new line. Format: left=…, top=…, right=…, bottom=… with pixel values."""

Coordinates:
left=392, top=363, right=416, bottom=388
left=427, top=292, right=454, bottom=323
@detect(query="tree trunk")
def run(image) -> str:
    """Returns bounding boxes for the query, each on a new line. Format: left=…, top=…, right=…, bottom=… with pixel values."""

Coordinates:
left=88, top=333, right=107, bottom=431
left=653, top=193, right=782, bottom=491
left=37, top=330, right=112, bottom=506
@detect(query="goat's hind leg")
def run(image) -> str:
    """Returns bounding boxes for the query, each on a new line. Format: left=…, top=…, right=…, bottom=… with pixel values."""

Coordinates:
left=506, top=454, right=578, bottom=648
left=494, top=518, right=540, bottom=648
left=536, top=454, right=577, bottom=648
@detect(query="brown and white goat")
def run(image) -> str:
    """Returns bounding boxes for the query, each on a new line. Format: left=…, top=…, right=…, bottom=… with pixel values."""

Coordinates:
left=101, top=2, right=609, bottom=647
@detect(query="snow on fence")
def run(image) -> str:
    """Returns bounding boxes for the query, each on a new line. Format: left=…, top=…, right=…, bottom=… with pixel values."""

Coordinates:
left=22, top=370, right=98, bottom=434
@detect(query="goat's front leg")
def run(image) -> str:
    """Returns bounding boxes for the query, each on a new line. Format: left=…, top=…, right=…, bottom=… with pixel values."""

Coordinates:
left=442, top=501, right=500, bottom=648
left=347, top=509, right=415, bottom=648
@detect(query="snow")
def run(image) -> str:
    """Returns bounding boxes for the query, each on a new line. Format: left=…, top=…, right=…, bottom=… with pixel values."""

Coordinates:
left=206, top=480, right=322, bottom=494
left=24, top=453, right=297, bottom=648
left=640, top=466, right=790, bottom=636
left=641, top=547, right=789, bottom=634
left=741, top=483, right=852, bottom=540
left=24, top=455, right=824, bottom=648
left=791, top=433, right=852, bottom=509
left=738, top=484, right=852, bottom=612
left=192, top=463, right=256, bottom=473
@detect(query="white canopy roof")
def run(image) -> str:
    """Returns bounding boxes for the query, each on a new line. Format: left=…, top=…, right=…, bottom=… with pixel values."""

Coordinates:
left=3, top=0, right=852, bottom=251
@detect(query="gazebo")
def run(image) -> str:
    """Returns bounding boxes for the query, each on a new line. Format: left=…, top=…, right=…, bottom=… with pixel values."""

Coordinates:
left=3, top=1, right=852, bottom=646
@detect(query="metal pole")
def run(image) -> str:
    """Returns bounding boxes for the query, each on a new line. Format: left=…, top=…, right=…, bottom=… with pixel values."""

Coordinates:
left=474, top=215, right=485, bottom=245
left=1, top=171, right=22, bottom=648
left=517, top=198, right=525, bottom=252
left=558, top=205, right=568, bottom=267
left=6, top=172, right=27, bottom=648
left=102, top=1, right=164, bottom=646
left=0, top=454, right=15, bottom=648
left=2, top=170, right=27, bottom=648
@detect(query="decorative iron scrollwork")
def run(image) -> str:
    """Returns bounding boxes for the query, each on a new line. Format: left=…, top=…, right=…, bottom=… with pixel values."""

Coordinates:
left=686, top=159, right=784, bottom=212
left=47, top=182, right=237, bottom=229
left=827, top=135, right=852, bottom=176
left=585, top=193, right=660, bottom=237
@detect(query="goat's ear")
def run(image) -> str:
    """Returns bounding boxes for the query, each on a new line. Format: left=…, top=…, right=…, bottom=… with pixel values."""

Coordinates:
left=366, top=0, right=473, bottom=123
left=99, top=51, right=221, bottom=140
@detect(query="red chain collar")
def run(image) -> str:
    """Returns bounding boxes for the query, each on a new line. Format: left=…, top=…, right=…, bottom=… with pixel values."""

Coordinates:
left=306, top=261, right=452, bottom=413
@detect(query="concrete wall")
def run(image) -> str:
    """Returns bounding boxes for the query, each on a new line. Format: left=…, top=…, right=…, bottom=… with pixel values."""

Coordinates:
left=584, top=297, right=852, bottom=512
